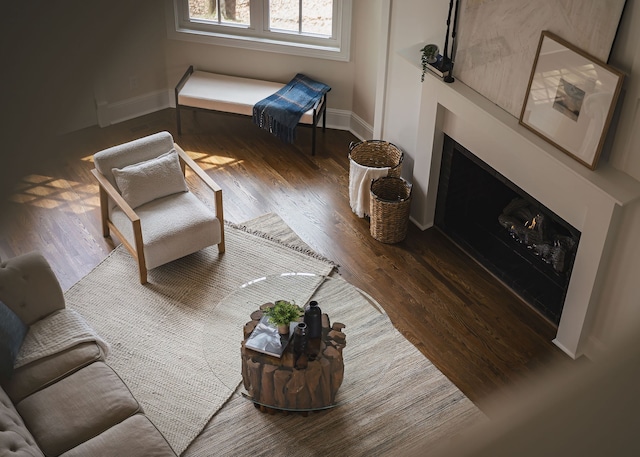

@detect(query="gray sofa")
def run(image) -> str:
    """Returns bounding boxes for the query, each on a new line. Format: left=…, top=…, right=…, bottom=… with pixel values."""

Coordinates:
left=0, top=252, right=176, bottom=456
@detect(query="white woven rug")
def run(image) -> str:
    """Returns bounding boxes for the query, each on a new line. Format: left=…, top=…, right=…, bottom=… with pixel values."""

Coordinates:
left=65, top=215, right=335, bottom=455
left=186, top=274, right=485, bottom=457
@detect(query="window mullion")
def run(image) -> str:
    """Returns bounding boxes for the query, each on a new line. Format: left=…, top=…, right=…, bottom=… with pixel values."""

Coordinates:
left=255, top=0, right=266, bottom=33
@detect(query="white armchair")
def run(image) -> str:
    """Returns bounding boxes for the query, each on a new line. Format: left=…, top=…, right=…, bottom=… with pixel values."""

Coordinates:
left=92, top=131, right=224, bottom=284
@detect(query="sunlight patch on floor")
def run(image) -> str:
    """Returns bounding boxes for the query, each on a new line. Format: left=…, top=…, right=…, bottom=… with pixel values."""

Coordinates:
left=185, top=150, right=241, bottom=169
left=10, top=174, right=98, bottom=214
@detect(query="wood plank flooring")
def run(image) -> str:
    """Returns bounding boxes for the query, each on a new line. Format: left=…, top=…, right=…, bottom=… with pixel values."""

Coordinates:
left=0, top=108, right=572, bottom=413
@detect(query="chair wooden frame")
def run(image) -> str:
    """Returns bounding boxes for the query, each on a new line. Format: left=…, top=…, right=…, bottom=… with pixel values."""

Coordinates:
left=91, top=143, right=225, bottom=284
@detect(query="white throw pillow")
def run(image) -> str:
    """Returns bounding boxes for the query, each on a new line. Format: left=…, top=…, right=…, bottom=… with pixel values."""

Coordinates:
left=112, top=149, right=188, bottom=209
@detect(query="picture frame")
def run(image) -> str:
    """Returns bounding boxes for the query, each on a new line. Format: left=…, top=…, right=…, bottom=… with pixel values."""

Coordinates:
left=519, top=31, right=624, bottom=170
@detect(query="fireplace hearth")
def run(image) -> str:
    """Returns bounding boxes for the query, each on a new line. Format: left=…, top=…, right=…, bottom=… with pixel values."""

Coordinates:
left=434, top=135, right=581, bottom=325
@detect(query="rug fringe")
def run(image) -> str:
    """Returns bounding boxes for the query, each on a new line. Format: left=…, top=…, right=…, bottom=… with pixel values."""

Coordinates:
left=225, top=221, right=340, bottom=271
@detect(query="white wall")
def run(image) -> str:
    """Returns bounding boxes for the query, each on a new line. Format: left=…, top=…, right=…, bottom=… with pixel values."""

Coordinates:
left=93, top=1, right=168, bottom=126
left=351, top=0, right=383, bottom=138
left=380, top=0, right=447, bottom=180
left=7, top=1, right=380, bottom=137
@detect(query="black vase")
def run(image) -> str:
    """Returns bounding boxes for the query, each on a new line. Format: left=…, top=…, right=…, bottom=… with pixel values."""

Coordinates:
left=304, top=300, right=322, bottom=339
left=293, top=322, right=308, bottom=356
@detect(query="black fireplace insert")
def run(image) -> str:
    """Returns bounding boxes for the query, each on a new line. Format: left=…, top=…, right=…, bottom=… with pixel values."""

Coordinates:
left=434, top=135, right=580, bottom=325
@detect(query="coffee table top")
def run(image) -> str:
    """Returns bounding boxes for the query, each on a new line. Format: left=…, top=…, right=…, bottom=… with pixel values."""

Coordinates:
left=202, top=272, right=398, bottom=411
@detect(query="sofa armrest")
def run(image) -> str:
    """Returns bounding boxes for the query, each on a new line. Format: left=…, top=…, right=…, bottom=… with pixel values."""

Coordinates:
left=0, top=252, right=65, bottom=325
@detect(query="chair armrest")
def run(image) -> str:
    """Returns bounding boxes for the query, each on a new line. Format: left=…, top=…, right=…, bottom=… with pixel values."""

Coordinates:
left=90, top=168, right=140, bottom=223
left=175, top=145, right=222, bottom=193
left=174, top=145, right=224, bottom=224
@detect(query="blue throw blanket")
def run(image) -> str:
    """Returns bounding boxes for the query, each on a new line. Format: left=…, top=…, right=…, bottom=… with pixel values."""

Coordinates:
left=253, top=74, right=331, bottom=144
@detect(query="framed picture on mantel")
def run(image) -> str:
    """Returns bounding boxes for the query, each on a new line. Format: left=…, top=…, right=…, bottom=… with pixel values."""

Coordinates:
left=519, top=31, right=624, bottom=170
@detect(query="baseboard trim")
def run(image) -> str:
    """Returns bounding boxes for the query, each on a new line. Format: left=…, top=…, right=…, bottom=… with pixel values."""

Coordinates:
left=97, top=90, right=170, bottom=127
left=349, top=113, right=374, bottom=141
left=324, top=108, right=351, bottom=131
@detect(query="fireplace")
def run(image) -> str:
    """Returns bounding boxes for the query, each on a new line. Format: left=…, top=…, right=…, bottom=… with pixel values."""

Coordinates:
left=408, top=76, right=636, bottom=359
left=434, top=135, right=581, bottom=325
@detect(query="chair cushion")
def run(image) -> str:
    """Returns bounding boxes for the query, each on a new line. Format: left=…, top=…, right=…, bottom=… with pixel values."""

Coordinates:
left=16, top=361, right=141, bottom=457
left=112, top=150, right=188, bottom=209
left=93, top=131, right=176, bottom=190
left=0, top=300, right=28, bottom=381
left=60, top=414, right=176, bottom=457
left=0, top=386, right=44, bottom=456
left=111, top=192, right=221, bottom=270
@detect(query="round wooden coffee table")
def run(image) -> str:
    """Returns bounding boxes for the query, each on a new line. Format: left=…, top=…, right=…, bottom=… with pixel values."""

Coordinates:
left=241, top=303, right=346, bottom=413
left=202, top=273, right=397, bottom=413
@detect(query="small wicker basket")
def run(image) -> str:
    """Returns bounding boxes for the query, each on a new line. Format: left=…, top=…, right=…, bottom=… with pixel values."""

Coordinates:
left=348, top=140, right=403, bottom=177
left=369, top=177, right=412, bottom=244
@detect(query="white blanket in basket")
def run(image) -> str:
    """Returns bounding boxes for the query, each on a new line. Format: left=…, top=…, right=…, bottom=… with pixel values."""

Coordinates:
left=349, top=160, right=390, bottom=218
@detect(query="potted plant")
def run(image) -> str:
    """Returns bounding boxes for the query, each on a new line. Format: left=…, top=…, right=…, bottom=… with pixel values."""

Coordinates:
left=265, top=300, right=303, bottom=334
left=420, top=44, right=439, bottom=82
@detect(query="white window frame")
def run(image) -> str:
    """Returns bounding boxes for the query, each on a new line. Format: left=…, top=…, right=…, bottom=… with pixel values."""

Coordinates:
left=166, top=0, right=352, bottom=62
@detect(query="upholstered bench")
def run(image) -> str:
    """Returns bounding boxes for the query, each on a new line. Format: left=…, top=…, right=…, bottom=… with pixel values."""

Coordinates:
left=174, top=65, right=328, bottom=155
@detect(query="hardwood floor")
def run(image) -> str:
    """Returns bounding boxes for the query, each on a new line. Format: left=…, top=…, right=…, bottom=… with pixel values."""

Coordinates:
left=0, top=108, right=572, bottom=413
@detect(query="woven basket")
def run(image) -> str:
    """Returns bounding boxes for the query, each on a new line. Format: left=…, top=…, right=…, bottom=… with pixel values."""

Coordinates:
left=369, top=177, right=412, bottom=244
left=348, top=140, right=403, bottom=177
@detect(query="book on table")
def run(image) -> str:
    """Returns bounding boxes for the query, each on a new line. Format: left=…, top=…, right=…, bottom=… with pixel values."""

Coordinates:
left=245, top=315, right=297, bottom=358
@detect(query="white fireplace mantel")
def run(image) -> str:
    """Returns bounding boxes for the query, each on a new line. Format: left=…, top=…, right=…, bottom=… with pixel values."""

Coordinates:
left=412, top=74, right=640, bottom=359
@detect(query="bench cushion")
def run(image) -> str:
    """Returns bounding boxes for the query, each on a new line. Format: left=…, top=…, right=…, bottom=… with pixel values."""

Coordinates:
left=178, top=71, right=315, bottom=124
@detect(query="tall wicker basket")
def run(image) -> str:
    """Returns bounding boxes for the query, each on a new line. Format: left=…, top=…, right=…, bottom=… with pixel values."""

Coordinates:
left=348, top=140, right=403, bottom=178
left=369, top=177, right=412, bottom=244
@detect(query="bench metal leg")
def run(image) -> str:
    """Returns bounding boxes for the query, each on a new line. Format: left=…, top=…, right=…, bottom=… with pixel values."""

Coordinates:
left=312, top=123, right=317, bottom=156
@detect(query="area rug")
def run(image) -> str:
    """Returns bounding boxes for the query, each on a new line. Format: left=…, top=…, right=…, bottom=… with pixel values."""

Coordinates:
left=64, top=214, right=336, bottom=455
left=190, top=274, right=485, bottom=457
left=66, top=213, right=485, bottom=456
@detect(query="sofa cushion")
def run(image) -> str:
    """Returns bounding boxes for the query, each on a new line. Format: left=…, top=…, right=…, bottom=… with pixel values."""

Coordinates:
left=60, top=414, right=176, bottom=457
left=16, top=362, right=141, bottom=457
left=3, top=342, right=102, bottom=404
left=0, top=300, right=28, bottom=381
left=0, top=386, right=44, bottom=457
left=112, top=149, right=188, bottom=209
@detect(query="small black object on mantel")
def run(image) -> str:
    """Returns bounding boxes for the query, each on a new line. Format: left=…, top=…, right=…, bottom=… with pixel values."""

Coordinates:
left=442, top=0, right=461, bottom=83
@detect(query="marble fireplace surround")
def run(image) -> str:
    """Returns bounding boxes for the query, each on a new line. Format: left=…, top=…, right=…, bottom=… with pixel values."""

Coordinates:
left=411, top=76, right=640, bottom=359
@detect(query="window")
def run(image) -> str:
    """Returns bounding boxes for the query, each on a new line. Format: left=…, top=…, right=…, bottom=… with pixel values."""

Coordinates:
left=168, top=0, right=352, bottom=61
